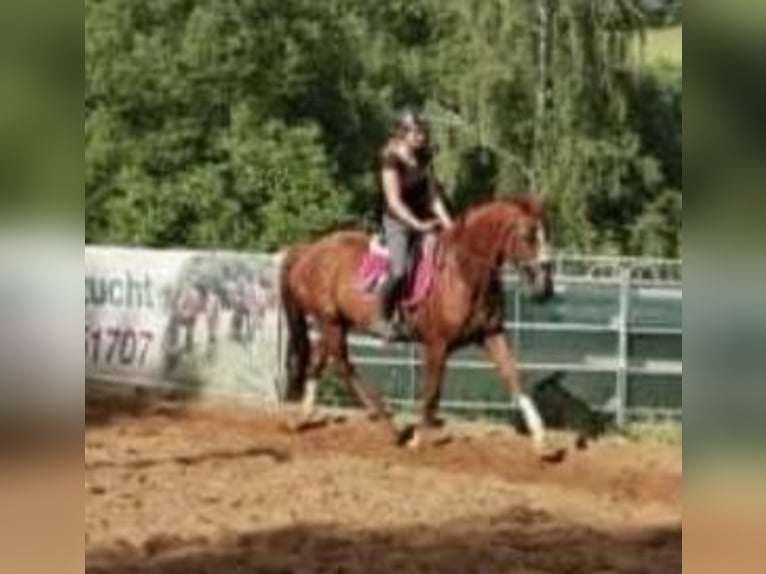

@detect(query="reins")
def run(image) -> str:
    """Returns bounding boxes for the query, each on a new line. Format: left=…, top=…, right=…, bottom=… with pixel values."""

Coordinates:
left=436, top=219, right=517, bottom=275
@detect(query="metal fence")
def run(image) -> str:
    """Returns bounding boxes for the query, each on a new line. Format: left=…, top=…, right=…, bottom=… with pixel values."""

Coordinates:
left=335, top=255, right=682, bottom=426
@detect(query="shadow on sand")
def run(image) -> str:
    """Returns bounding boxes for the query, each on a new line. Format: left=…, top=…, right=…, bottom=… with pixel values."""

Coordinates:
left=86, top=509, right=681, bottom=574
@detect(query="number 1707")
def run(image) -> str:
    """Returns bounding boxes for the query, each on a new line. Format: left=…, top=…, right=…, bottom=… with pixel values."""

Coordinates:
left=85, top=326, right=154, bottom=367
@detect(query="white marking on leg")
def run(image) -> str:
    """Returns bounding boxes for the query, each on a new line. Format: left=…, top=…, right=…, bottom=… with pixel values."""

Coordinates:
left=407, top=428, right=422, bottom=450
left=517, top=394, right=546, bottom=450
left=302, top=378, right=318, bottom=417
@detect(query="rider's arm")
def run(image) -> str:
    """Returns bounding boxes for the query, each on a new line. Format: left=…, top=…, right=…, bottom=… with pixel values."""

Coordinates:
left=429, top=180, right=454, bottom=230
left=382, top=166, right=428, bottom=231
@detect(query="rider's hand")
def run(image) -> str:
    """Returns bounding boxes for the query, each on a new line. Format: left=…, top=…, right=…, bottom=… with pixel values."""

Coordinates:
left=418, top=219, right=440, bottom=233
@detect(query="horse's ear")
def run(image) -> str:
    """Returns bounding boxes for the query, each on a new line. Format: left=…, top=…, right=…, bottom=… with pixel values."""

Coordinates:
left=511, top=193, right=546, bottom=219
left=526, top=193, right=547, bottom=217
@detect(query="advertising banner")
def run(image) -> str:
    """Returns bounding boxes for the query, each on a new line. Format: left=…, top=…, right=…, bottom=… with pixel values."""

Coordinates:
left=85, top=246, right=283, bottom=403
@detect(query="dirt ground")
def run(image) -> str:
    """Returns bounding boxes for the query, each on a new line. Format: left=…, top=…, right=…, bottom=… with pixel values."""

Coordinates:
left=85, top=395, right=682, bottom=574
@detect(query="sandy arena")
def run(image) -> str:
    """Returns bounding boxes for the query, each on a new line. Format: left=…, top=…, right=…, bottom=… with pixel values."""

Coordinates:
left=85, top=395, right=681, bottom=574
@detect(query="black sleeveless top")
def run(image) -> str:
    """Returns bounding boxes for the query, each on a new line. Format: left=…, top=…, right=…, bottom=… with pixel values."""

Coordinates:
left=377, top=146, right=435, bottom=222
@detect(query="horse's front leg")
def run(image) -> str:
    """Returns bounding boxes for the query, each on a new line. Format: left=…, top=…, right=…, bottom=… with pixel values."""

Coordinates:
left=408, top=342, right=451, bottom=448
left=421, top=341, right=447, bottom=428
left=483, top=333, right=556, bottom=458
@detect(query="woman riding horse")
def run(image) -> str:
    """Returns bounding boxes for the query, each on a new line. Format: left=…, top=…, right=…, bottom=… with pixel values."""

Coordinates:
left=281, top=183, right=557, bottom=456
left=371, top=111, right=454, bottom=340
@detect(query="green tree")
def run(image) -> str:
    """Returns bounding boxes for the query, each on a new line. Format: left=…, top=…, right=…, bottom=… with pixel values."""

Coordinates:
left=86, top=0, right=681, bottom=258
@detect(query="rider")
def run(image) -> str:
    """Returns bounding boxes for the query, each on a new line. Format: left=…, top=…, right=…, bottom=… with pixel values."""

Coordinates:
left=370, top=110, right=454, bottom=340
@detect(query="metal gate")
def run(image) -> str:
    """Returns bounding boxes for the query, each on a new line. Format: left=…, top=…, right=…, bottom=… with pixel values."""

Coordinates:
left=331, top=255, right=682, bottom=425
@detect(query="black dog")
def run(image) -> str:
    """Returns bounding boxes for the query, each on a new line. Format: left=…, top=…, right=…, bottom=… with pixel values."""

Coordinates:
left=515, top=372, right=611, bottom=449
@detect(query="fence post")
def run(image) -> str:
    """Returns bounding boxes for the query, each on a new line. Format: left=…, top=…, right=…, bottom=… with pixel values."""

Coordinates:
left=616, top=264, right=631, bottom=427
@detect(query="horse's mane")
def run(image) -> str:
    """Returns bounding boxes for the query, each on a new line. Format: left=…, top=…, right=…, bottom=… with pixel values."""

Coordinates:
left=436, top=194, right=545, bottom=274
left=449, top=194, right=544, bottom=237
left=460, top=194, right=544, bottom=223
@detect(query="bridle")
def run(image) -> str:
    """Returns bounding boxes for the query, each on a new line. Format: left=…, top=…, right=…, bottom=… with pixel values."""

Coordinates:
left=438, top=218, right=546, bottom=275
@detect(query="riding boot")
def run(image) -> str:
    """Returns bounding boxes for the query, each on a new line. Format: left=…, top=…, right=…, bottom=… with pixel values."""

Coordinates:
left=369, top=275, right=404, bottom=341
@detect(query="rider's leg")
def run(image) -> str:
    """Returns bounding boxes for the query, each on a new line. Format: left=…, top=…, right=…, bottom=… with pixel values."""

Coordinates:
left=377, top=215, right=411, bottom=321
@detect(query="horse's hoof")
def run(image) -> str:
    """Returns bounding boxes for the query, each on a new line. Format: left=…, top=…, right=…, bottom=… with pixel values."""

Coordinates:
left=406, top=427, right=452, bottom=449
left=429, top=431, right=452, bottom=447
left=396, top=424, right=416, bottom=447
left=424, top=416, right=446, bottom=429
left=330, top=413, right=348, bottom=424
left=406, top=432, right=422, bottom=450
left=286, top=414, right=329, bottom=433
left=365, top=411, right=384, bottom=422
left=539, top=446, right=567, bottom=464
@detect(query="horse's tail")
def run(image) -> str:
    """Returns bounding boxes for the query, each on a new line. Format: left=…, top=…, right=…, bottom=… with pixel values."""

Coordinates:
left=280, top=246, right=310, bottom=402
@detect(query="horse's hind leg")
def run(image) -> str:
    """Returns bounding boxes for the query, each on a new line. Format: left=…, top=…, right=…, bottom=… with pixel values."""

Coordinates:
left=323, top=323, right=397, bottom=435
left=302, top=339, right=328, bottom=417
left=289, top=338, right=329, bottom=431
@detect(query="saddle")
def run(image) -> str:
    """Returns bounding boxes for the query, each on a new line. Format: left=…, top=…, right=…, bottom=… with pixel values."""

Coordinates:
left=359, top=233, right=438, bottom=309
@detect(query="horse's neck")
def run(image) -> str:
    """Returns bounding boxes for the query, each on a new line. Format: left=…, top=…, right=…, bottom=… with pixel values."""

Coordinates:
left=443, top=211, right=506, bottom=285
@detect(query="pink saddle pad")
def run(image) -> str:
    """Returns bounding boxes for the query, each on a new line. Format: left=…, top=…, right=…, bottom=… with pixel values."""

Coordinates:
left=358, top=234, right=437, bottom=308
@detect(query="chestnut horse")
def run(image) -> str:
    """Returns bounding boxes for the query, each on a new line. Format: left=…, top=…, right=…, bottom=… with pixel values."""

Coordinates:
left=280, top=196, right=555, bottom=454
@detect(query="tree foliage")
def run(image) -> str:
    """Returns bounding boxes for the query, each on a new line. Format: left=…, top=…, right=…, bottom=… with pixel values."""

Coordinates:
left=86, top=0, right=681, bottom=257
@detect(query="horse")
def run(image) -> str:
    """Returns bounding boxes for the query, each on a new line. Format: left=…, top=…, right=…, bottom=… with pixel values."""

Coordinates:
left=279, top=195, right=557, bottom=457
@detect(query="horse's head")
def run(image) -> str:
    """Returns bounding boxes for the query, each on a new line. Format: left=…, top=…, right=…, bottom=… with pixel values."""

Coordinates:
left=502, top=196, right=554, bottom=303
